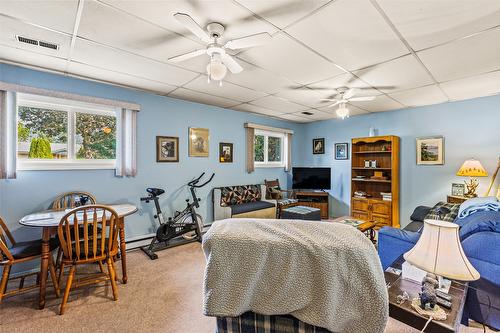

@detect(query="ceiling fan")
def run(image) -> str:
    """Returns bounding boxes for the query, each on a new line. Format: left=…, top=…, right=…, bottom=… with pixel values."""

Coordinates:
left=169, top=13, right=272, bottom=85
left=321, top=87, right=376, bottom=119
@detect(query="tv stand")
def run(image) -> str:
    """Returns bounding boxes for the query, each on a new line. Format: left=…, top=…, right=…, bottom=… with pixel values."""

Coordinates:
left=294, top=191, right=329, bottom=219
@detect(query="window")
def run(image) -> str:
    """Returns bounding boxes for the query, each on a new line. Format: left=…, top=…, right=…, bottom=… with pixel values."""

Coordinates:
left=254, top=130, right=287, bottom=167
left=17, top=94, right=118, bottom=170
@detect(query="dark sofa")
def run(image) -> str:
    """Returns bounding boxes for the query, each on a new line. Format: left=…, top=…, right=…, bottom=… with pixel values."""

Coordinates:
left=378, top=207, right=500, bottom=329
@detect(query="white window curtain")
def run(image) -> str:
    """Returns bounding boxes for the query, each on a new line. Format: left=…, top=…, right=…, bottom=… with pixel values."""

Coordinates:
left=0, top=90, right=17, bottom=179
left=115, top=108, right=137, bottom=177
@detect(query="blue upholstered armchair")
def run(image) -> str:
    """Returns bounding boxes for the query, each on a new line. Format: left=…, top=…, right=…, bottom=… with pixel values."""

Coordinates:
left=378, top=209, right=500, bottom=330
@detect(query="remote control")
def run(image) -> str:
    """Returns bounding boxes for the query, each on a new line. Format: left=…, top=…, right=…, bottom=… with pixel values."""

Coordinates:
left=436, top=297, right=452, bottom=309
left=436, top=290, right=452, bottom=302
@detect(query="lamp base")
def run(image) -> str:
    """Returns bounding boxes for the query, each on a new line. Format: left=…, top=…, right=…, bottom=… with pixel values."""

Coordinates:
left=464, top=178, right=479, bottom=197
left=411, top=299, right=447, bottom=320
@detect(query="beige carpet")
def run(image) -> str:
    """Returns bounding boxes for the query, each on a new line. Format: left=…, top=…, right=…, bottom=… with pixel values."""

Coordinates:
left=0, top=242, right=494, bottom=333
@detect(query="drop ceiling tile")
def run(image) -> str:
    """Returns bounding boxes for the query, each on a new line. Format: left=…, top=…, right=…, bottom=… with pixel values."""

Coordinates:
left=238, top=33, right=344, bottom=84
left=72, top=39, right=198, bottom=86
left=350, top=95, right=404, bottom=112
left=168, top=87, right=241, bottom=108
left=307, top=73, right=383, bottom=99
left=286, top=0, right=408, bottom=71
left=0, top=44, right=68, bottom=72
left=418, top=27, right=500, bottom=82
left=273, top=87, right=325, bottom=108
left=377, top=0, right=500, bottom=50
left=317, top=104, right=370, bottom=117
left=78, top=1, right=201, bottom=63
left=0, top=14, right=72, bottom=58
left=250, top=95, right=309, bottom=113
left=0, top=0, right=78, bottom=34
left=354, top=55, right=434, bottom=93
left=276, top=113, right=310, bottom=123
left=389, top=85, right=448, bottom=107
left=440, top=70, right=500, bottom=101
left=225, top=60, right=296, bottom=94
left=183, top=75, right=267, bottom=102
left=235, top=0, right=329, bottom=29
left=67, top=62, right=177, bottom=94
left=232, top=103, right=284, bottom=116
left=100, top=0, right=278, bottom=44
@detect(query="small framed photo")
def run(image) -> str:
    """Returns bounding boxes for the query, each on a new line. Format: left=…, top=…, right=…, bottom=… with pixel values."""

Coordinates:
left=335, top=143, right=349, bottom=160
left=156, top=136, right=179, bottom=162
left=189, top=127, right=209, bottom=157
left=451, top=183, right=465, bottom=196
left=416, top=136, right=444, bottom=165
left=219, top=142, right=233, bottom=163
left=313, top=138, right=325, bottom=154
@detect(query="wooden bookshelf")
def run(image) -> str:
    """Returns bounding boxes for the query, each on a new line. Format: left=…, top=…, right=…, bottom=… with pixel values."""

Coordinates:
left=351, top=135, right=400, bottom=229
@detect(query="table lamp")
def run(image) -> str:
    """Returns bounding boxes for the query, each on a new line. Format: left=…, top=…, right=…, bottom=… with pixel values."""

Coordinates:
left=456, top=159, right=488, bottom=197
left=404, top=219, right=480, bottom=313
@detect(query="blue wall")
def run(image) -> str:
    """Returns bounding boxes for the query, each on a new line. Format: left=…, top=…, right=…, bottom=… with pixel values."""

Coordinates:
left=0, top=63, right=301, bottom=244
left=294, top=97, right=500, bottom=226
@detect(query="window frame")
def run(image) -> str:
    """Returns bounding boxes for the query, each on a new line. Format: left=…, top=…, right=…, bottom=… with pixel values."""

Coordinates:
left=16, top=94, right=119, bottom=171
left=254, top=129, right=287, bottom=168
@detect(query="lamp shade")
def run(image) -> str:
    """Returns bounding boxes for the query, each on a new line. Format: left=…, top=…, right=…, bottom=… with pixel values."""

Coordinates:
left=404, top=219, right=480, bottom=281
left=456, top=159, right=488, bottom=177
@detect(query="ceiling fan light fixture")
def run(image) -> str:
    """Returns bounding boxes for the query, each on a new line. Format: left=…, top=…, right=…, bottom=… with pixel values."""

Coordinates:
left=206, top=54, right=227, bottom=82
left=336, top=103, right=350, bottom=119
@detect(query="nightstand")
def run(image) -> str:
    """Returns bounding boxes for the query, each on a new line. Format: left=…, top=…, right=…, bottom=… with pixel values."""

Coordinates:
left=447, top=195, right=468, bottom=204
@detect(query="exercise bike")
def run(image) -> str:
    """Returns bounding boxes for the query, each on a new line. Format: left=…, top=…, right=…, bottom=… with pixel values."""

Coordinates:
left=140, top=172, right=215, bottom=260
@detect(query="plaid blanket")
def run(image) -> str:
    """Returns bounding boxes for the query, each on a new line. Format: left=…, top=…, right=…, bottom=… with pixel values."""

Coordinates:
left=216, top=312, right=331, bottom=333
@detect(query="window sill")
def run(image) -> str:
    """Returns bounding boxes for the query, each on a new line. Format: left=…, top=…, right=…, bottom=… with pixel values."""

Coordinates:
left=17, top=160, right=116, bottom=171
left=255, top=163, right=285, bottom=169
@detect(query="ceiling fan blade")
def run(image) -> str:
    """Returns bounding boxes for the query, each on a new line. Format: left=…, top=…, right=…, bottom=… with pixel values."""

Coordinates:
left=173, top=13, right=211, bottom=43
left=320, top=99, right=337, bottom=102
left=327, top=101, right=342, bottom=108
left=225, top=32, right=272, bottom=50
left=221, top=53, right=243, bottom=73
left=343, top=88, right=357, bottom=99
left=168, top=49, right=206, bottom=63
left=348, top=96, right=376, bottom=102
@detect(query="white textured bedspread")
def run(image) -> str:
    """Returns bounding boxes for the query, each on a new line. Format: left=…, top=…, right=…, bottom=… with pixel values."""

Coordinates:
left=202, top=218, right=388, bottom=333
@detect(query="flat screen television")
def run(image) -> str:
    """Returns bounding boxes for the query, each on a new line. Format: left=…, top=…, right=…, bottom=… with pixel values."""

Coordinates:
left=292, top=167, right=331, bottom=190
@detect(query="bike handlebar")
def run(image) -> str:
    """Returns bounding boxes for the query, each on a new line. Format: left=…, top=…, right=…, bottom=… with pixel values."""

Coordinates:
left=188, top=172, right=215, bottom=188
left=193, top=173, right=215, bottom=188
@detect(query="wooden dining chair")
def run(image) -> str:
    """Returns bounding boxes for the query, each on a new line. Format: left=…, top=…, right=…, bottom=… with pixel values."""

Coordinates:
left=51, top=191, right=97, bottom=210
left=0, top=217, right=60, bottom=302
left=57, top=205, right=120, bottom=315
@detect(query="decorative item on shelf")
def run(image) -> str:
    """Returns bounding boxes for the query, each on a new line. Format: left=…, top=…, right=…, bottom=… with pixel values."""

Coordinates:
left=355, top=175, right=366, bottom=179
left=219, top=142, right=233, bottom=163
left=156, top=136, right=179, bottom=162
left=416, top=136, right=444, bottom=165
left=364, top=160, right=371, bottom=168
left=451, top=183, right=465, bottom=196
left=404, top=219, right=480, bottom=318
left=354, top=190, right=368, bottom=198
left=371, top=171, right=388, bottom=180
left=456, top=158, right=488, bottom=197
left=334, top=143, right=349, bottom=160
left=312, top=138, right=325, bottom=154
left=369, top=126, right=377, bottom=137
left=189, top=127, right=209, bottom=157
left=370, top=160, right=377, bottom=168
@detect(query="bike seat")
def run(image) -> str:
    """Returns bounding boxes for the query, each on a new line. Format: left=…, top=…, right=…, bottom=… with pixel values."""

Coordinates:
left=146, top=188, right=165, bottom=197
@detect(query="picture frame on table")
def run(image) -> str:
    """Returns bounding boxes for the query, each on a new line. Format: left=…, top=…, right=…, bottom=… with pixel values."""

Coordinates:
left=313, top=138, right=325, bottom=154
left=416, top=136, right=444, bottom=165
left=156, top=136, right=179, bottom=162
left=335, top=143, right=349, bottom=160
left=189, top=127, right=209, bottom=157
left=451, top=183, right=465, bottom=196
left=219, top=142, right=233, bottom=163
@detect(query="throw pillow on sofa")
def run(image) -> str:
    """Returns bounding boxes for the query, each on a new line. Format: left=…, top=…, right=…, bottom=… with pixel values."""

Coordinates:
left=424, top=202, right=460, bottom=222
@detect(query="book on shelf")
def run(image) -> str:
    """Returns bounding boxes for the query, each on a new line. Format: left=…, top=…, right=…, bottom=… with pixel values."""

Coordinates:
left=380, top=192, right=392, bottom=201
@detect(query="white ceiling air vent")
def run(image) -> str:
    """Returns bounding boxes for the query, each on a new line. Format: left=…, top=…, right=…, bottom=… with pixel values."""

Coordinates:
left=16, top=35, right=59, bottom=50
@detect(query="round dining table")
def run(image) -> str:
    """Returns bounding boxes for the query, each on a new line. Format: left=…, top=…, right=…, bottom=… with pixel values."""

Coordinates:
left=19, top=203, right=137, bottom=309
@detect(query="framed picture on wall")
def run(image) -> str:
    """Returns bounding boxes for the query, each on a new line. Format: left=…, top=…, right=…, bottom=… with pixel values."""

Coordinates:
left=416, top=136, right=444, bottom=165
left=219, top=142, right=233, bottom=163
left=156, top=136, right=179, bottom=162
left=313, top=138, right=325, bottom=154
left=335, top=143, right=349, bottom=160
left=189, top=127, right=209, bottom=157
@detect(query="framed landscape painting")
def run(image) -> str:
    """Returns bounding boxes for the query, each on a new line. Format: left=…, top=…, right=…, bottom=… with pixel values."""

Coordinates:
left=156, top=136, right=179, bottom=162
left=416, top=136, right=444, bottom=165
left=189, top=127, right=209, bottom=157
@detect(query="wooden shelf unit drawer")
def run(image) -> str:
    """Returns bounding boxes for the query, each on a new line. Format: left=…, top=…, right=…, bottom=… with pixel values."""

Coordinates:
left=370, top=200, right=391, bottom=215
